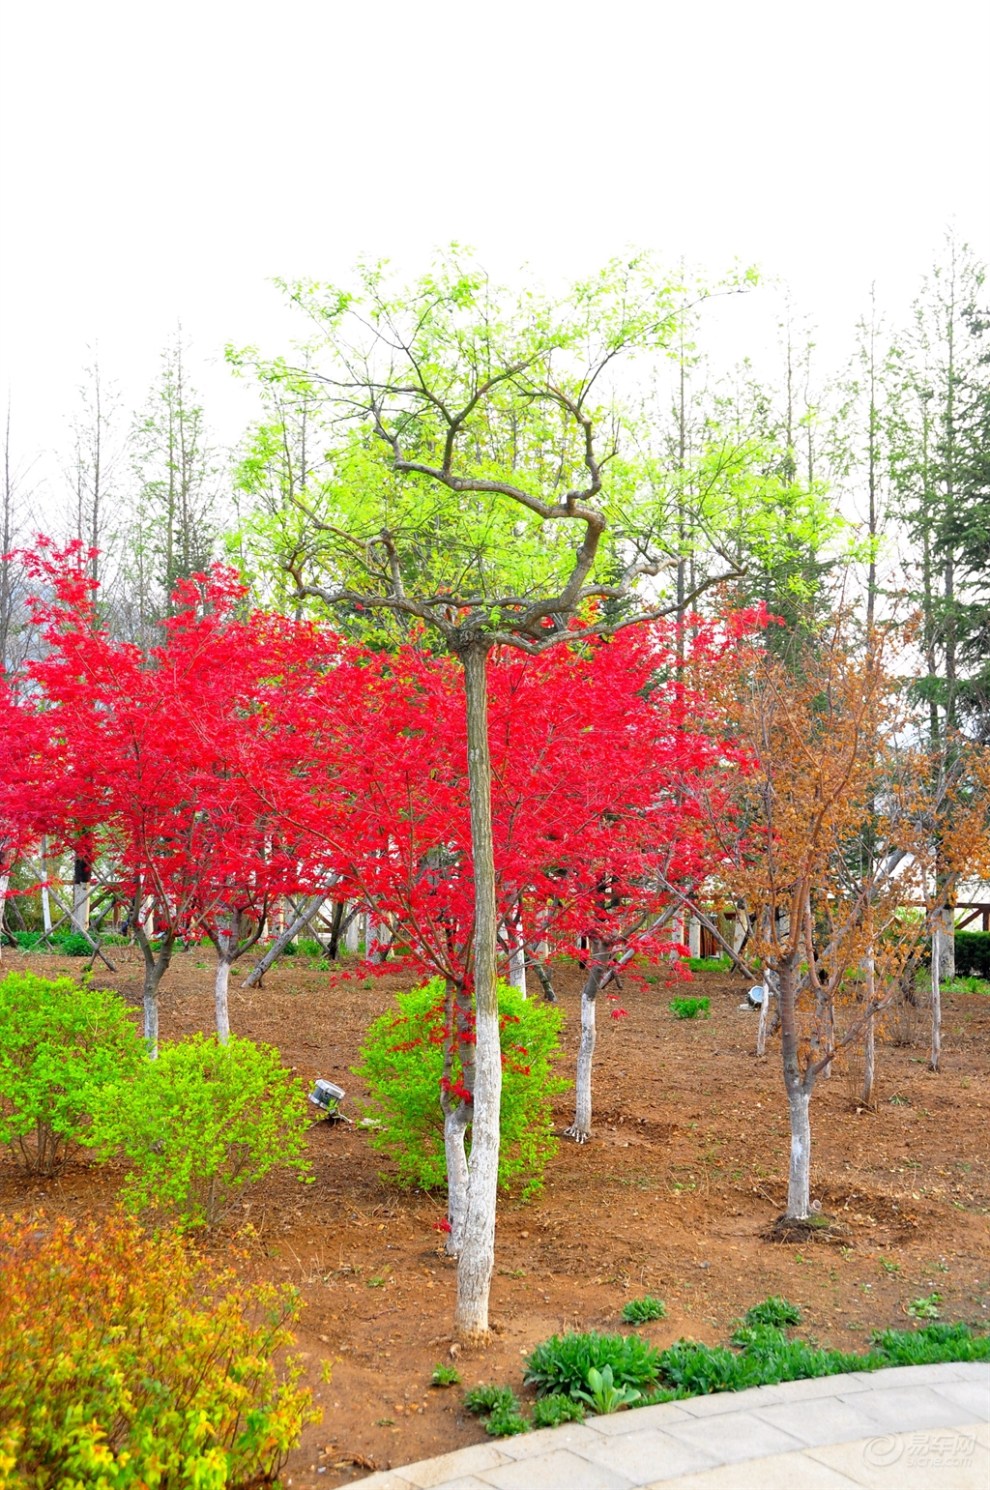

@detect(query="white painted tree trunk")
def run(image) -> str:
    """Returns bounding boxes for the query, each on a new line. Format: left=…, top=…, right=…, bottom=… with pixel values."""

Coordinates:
left=0, top=871, right=8, bottom=958
left=453, top=643, right=501, bottom=1341
left=756, top=970, right=778, bottom=1058
left=934, top=904, right=955, bottom=981
left=688, top=918, right=701, bottom=959
left=785, top=1086, right=812, bottom=1219
left=40, top=839, right=52, bottom=934
left=72, top=880, right=90, bottom=932
left=862, top=949, right=876, bottom=1106
left=215, top=958, right=232, bottom=1043
left=443, top=1104, right=470, bottom=1255
left=569, top=977, right=599, bottom=1138
left=507, top=906, right=527, bottom=996
left=930, top=920, right=943, bottom=1072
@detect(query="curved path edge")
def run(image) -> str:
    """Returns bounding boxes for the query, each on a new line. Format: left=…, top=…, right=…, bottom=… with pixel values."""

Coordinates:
left=354, top=1361, right=989, bottom=1489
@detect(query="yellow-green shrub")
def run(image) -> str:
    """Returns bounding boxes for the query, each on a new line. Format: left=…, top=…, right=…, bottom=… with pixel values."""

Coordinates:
left=0, top=1212, right=318, bottom=1488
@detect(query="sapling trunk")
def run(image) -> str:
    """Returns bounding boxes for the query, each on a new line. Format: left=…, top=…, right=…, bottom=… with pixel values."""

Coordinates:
left=566, top=949, right=606, bottom=1143
left=132, top=922, right=175, bottom=1056
left=507, top=905, right=527, bottom=996
left=453, top=641, right=501, bottom=1342
left=215, top=957, right=233, bottom=1044
left=930, top=919, right=943, bottom=1073
left=862, top=949, right=877, bottom=1106
left=779, top=958, right=813, bottom=1220
left=0, top=872, right=7, bottom=959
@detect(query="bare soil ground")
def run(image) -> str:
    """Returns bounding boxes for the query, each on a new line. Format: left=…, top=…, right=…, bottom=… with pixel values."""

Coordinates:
left=2, top=946, right=988, bottom=1486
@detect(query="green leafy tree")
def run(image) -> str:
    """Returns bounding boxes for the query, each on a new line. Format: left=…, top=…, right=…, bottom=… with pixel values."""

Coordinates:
left=228, top=250, right=743, bottom=1339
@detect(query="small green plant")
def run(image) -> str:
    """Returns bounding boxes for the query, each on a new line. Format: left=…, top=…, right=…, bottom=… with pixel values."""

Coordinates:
left=430, top=1363, right=460, bottom=1387
left=0, top=972, right=145, bottom=1174
left=622, top=1294, right=667, bottom=1324
left=685, top=955, right=731, bottom=972
left=58, top=930, right=93, bottom=957
left=0, top=1212, right=316, bottom=1486
left=879, top=1258, right=901, bottom=1275
left=524, top=1331, right=660, bottom=1397
left=486, top=1404, right=530, bottom=1437
left=668, top=996, right=710, bottom=1020
left=531, top=1393, right=586, bottom=1427
left=742, top=1296, right=802, bottom=1328
left=355, top=978, right=569, bottom=1197
left=574, top=1364, right=642, bottom=1413
left=87, top=1033, right=313, bottom=1228
left=907, top=1292, right=942, bottom=1319
left=463, top=1383, right=517, bottom=1417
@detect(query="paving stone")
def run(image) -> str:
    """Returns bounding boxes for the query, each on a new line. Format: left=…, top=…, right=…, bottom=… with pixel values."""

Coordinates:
left=345, top=1474, right=418, bottom=1490
left=661, top=1409, right=808, bottom=1464
left=399, top=1442, right=511, bottom=1486
left=808, top=1428, right=988, bottom=1489
left=931, top=1378, right=990, bottom=1420
left=850, top=1384, right=982, bottom=1433
left=752, top=1393, right=900, bottom=1447
left=579, top=1402, right=694, bottom=1436
left=572, top=1425, right=721, bottom=1482
left=640, top=1447, right=873, bottom=1490
left=493, top=1421, right=615, bottom=1460
left=478, top=1445, right=636, bottom=1489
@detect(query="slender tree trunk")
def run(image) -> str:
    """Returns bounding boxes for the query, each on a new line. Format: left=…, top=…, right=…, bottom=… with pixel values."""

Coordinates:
left=454, top=640, right=501, bottom=1341
left=930, top=919, right=943, bottom=1072
left=756, top=969, right=778, bottom=1058
left=507, top=903, right=527, bottom=995
left=72, top=854, right=91, bottom=932
left=779, top=958, right=813, bottom=1219
left=40, top=839, right=52, bottom=934
left=862, top=948, right=876, bottom=1107
left=132, top=922, right=175, bottom=1055
left=0, top=871, right=8, bottom=957
left=443, top=1104, right=471, bottom=1254
left=566, top=951, right=606, bottom=1143
left=215, top=957, right=233, bottom=1043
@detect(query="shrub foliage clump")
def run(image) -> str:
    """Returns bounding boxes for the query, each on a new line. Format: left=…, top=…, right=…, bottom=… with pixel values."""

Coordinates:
left=355, top=978, right=568, bottom=1196
left=524, top=1331, right=661, bottom=1397
left=0, top=972, right=145, bottom=1174
left=88, top=1033, right=313, bottom=1227
left=0, top=1212, right=317, bottom=1489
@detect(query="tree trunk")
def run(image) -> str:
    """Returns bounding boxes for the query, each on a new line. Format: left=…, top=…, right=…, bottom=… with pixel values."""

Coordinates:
left=0, top=871, right=8, bottom=957
left=779, top=958, right=813, bottom=1219
left=443, top=1103, right=471, bottom=1255
left=507, top=904, right=527, bottom=995
left=40, top=838, right=52, bottom=934
left=132, top=922, right=175, bottom=1056
left=756, top=969, right=778, bottom=1058
left=930, top=919, right=943, bottom=1072
left=566, top=953, right=606, bottom=1142
left=453, top=640, right=500, bottom=1342
left=862, top=947, right=877, bottom=1107
left=215, top=957, right=233, bottom=1043
left=72, top=854, right=91, bottom=933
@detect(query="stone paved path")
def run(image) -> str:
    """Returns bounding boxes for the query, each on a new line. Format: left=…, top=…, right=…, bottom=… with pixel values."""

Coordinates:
left=354, top=1362, right=989, bottom=1490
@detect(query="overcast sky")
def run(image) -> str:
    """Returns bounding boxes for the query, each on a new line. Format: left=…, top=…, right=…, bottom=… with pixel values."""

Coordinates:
left=1, top=0, right=988, bottom=512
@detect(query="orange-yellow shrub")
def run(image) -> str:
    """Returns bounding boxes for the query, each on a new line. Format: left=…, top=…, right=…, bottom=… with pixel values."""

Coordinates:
left=0, top=1212, right=318, bottom=1488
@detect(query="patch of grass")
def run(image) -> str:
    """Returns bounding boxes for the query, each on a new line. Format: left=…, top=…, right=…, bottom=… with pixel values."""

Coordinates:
left=430, top=1363, right=460, bottom=1387
left=685, top=955, right=732, bottom=972
left=668, top=996, right=710, bottom=1020
left=742, top=1296, right=802, bottom=1328
left=531, top=1394, right=585, bottom=1427
left=621, top=1295, right=667, bottom=1324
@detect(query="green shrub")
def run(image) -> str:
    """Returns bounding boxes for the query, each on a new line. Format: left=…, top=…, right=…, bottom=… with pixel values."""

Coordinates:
left=669, top=996, right=710, bottom=1020
left=297, top=937, right=324, bottom=959
left=743, top=1296, right=802, bottom=1328
left=531, top=1393, right=586, bottom=1427
left=871, top=1321, right=990, bottom=1365
left=485, top=1404, right=530, bottom=1437
left=57, top=930, right=93, bottom=957
left=463, top=1384, right=518, bottom=1417
left=0, top=972, right=145, bottom=1174
left=685, top=955, right=731, bottom=972
left=524, top=1331, right=660, bottom=1398
left=0, top=1211, right=316, bottom=1488
left=88, top=1033, right=313, bottom=1228
left=574, top=1364, right=643, bottom=1412
left=355, top=977, right=569, bottom=1197
left=955, top=931, right=990, bottom=979
left=622, top=1294, right=667, bottom=1323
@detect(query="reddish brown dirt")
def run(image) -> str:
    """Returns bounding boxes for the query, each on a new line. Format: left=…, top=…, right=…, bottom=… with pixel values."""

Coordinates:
left=2, top=947, right=988, bottom=1486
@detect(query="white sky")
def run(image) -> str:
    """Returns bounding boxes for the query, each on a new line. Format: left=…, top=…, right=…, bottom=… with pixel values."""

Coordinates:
left=1, top=0, right=988, bottom=513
